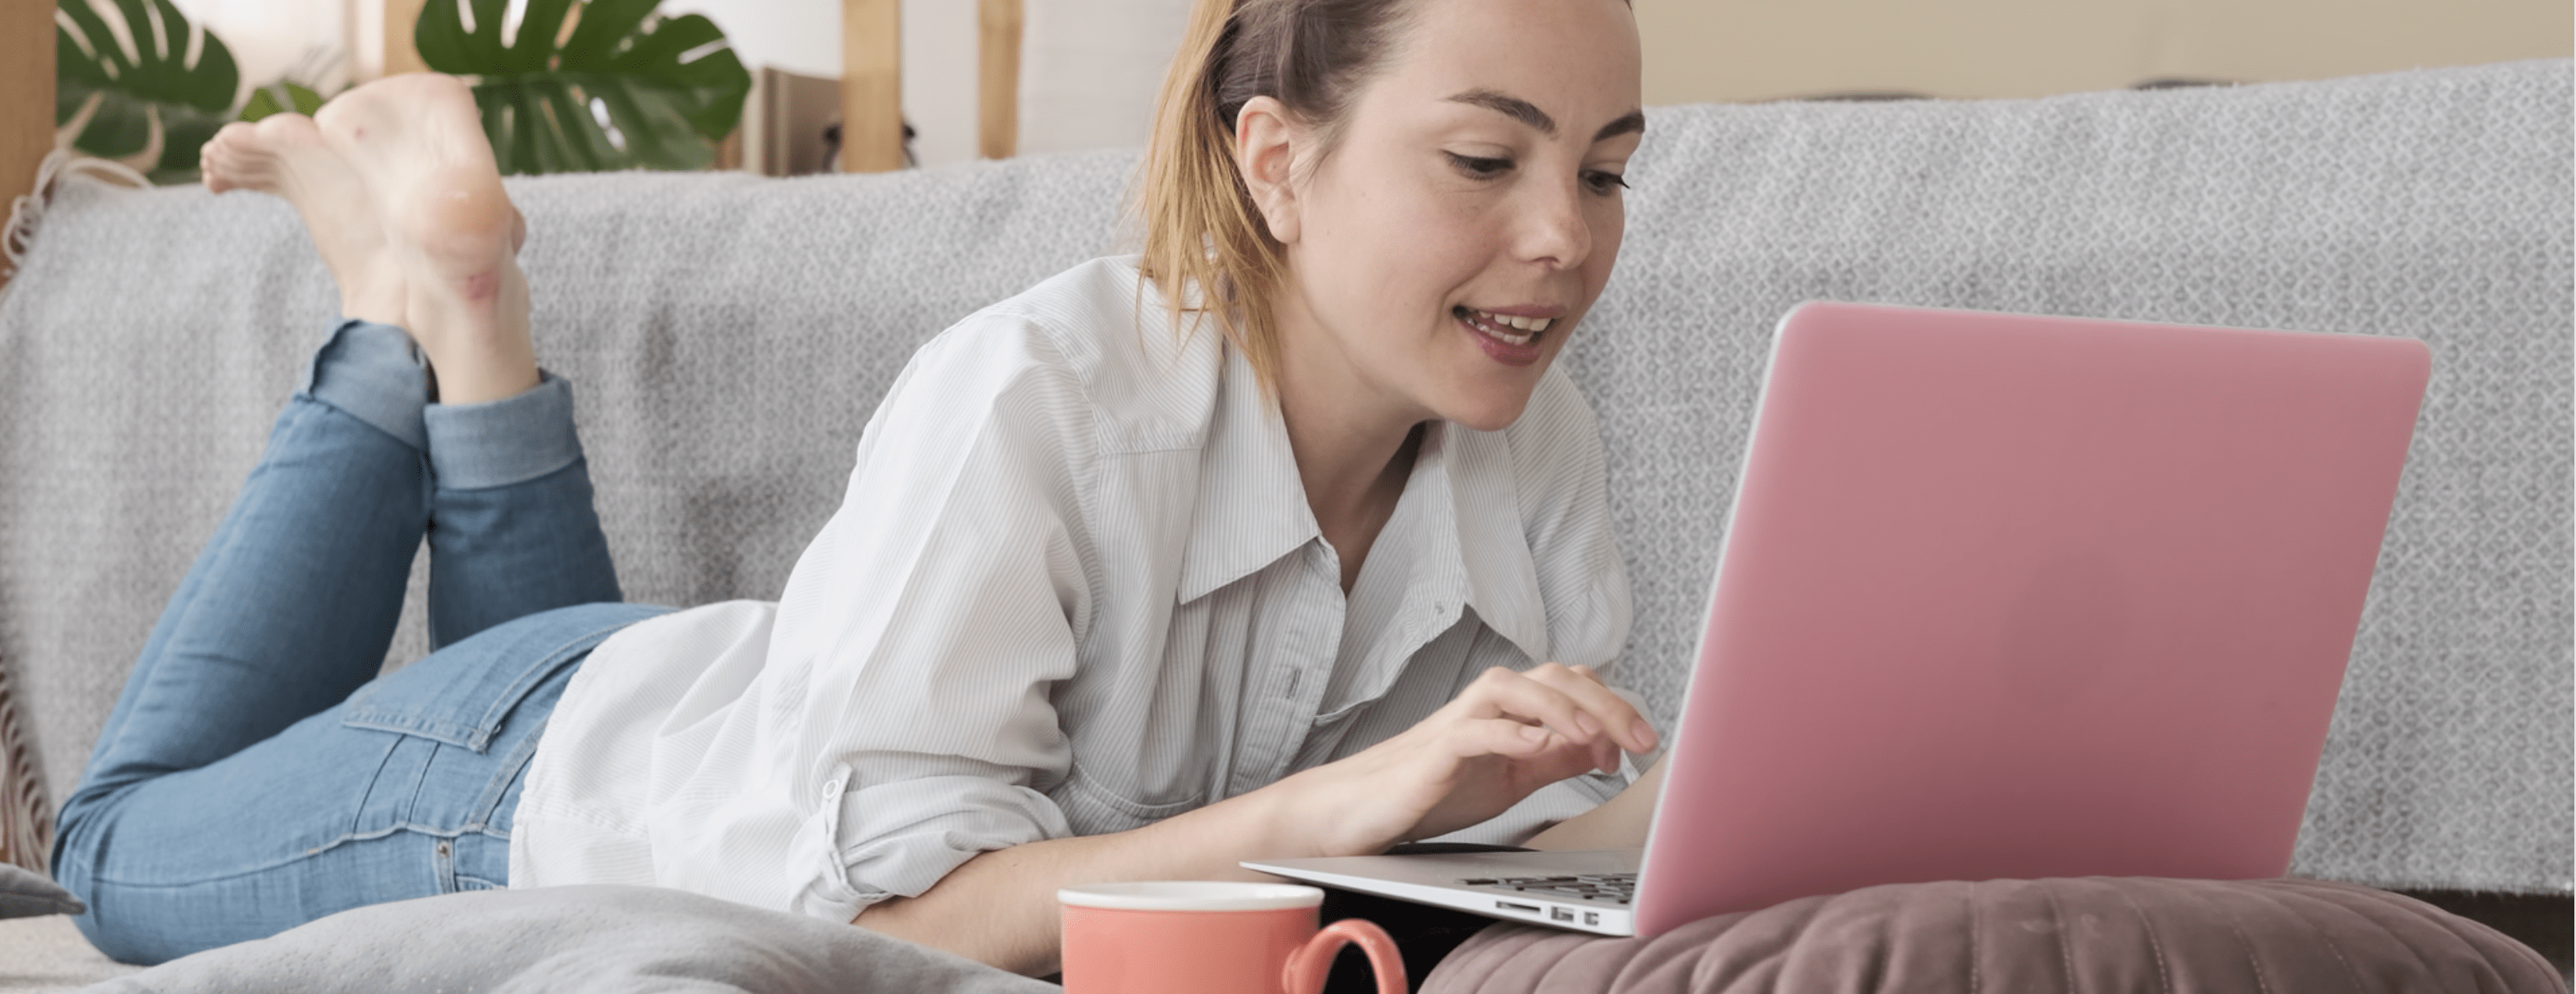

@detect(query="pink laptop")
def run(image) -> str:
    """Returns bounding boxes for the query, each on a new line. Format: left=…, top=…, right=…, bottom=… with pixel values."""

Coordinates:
left=1246, top=301, right=2430, bottom=936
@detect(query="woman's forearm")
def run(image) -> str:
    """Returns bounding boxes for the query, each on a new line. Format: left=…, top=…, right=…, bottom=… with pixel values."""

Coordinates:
left=1522, top=755, right=1665, bottom=852
left=854, top=666, right=1658, bottom=974
left=851, top=785, right=1300, bottom=976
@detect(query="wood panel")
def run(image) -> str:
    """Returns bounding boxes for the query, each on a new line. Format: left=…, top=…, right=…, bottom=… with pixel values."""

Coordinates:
left=2, top=0, right=55, bottom=295
left=978, top=0, right=1023, bottom=160
left=384, top=0, right=429, bottom=76
left=841, top=0, right=904, bottom=172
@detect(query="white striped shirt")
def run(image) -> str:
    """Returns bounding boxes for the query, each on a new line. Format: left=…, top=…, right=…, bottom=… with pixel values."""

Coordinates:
left=509, top=256, right=1634, bottom=922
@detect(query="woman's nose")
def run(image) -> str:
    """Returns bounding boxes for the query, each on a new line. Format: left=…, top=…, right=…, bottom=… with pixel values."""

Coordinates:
left=1513, top=176, right=1593, bottom=271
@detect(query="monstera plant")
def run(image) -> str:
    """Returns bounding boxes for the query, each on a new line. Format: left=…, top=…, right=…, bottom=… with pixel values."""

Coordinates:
left=417, top=0, right=751, bottom=174
left=54, top=0, right=240, bottom=184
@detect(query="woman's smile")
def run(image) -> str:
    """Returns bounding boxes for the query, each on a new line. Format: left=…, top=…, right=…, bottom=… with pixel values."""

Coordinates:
left=1452, top=304, right=1560, bottom=365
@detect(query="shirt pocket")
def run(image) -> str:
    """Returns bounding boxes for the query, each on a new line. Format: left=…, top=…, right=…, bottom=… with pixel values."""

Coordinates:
left=341, top=602, right=671, bottom=751
left=1056, top=764, right=1208, bottom=830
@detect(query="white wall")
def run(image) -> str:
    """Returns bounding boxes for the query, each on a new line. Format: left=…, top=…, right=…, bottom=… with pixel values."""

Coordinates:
left=670, top=0, right=1188, bottom=168
left=1016, top=0, right=1192, bottom=158
left=165, top=0, right=353, bottom=106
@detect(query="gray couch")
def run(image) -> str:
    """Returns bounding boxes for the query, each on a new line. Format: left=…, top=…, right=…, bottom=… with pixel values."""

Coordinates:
left=0, top=58, right=2567, bottom=989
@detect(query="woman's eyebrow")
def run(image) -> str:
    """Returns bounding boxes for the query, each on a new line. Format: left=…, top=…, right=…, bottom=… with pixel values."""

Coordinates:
left=1594, top=109, right=1646, bottom=142
left=1445, top=89, right=1648, bottom=142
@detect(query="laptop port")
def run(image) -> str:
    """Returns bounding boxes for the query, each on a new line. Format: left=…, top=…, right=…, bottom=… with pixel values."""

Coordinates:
left=1550, top=907, right=1574, bottom=922
left=1495, top=901, right=1541, bottom=915
left=1583, top=912, right=1600, bottom=926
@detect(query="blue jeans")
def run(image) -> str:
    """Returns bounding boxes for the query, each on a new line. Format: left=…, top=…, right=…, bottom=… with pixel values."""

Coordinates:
left=52, top=320, right=669, bottom=965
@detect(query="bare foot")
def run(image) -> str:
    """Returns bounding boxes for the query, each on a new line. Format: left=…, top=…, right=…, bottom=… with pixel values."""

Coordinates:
left=314, top=74, right=539, bottom=405
left=316, top=72, right=538, bottom=406
left=200, top=114, right=406, bottom=327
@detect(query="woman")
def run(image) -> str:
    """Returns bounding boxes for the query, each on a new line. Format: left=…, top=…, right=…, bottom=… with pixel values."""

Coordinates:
left=54, top=0, right=1664, bottom=978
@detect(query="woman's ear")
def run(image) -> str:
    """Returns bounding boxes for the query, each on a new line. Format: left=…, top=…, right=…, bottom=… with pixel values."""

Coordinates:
left=1233, top=95, right=1302, bottom=244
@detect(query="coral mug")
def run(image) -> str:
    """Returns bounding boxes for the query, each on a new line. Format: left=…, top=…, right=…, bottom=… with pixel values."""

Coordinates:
left=1059, top=881, right=1405, bottom=994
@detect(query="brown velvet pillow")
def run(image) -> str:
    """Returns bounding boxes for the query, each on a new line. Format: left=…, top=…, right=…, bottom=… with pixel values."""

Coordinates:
left=1422, top=877, right=2564, bottom=993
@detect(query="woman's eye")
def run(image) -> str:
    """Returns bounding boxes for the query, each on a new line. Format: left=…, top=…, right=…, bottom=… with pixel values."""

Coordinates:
left=1584, top=170, right=1630, bottom=195
left=1445, top=152, right=1512, bottom=179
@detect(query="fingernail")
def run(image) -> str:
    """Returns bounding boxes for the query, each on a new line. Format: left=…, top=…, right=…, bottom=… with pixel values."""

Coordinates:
left=1630, top=719, right=1657, bottom=749
left=1521, top=725, right=1551, bottom=744
left=1575, top=712, right=1602, bottom=738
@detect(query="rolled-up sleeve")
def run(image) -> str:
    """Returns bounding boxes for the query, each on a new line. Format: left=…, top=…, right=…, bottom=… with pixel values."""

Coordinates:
left=652, top=310, right=1101, bottom=921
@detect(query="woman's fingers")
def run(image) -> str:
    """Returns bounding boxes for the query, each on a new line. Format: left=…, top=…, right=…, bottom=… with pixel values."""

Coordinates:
left=1449, top=716, right=1618, bottom=781
left=1527, top=663, right=1658, bottom=754
left=1462, top=665, right=1660, bottom=758
left=1569, top=666, right=1662, bottom=753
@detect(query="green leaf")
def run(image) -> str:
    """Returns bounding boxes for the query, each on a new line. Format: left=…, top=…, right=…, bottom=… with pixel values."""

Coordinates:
left=239, top=81, right=328, bottom=123
left=416, top=0, right=750, bottom=174
left=54, top=0, right=239, bottom=181
left=239, top=86, right=283, bottom=122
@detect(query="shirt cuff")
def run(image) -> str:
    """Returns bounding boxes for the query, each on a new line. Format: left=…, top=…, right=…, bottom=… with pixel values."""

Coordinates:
left=787, top=771, right=1076, bottom=922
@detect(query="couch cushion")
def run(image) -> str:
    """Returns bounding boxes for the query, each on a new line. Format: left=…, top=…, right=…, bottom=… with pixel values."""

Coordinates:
left=0, top=60, right=2566, bottom=895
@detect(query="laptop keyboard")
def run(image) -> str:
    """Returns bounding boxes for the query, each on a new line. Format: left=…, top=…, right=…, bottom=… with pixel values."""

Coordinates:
left=1459, top=873, right=1637, bottom=905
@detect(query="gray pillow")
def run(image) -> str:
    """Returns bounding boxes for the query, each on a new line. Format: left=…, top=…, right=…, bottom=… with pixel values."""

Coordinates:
left=83, top=884, right=1051, bottom=994
left=0, top=862, right=83, bottom=918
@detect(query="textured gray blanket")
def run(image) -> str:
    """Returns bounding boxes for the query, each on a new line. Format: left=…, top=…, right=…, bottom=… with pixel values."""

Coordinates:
left=76, top=885, right=1053, bottom=994
left=0, top=59, right=2568, bottom=900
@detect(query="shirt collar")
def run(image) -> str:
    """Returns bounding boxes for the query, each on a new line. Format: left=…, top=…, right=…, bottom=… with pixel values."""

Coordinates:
left=1177, top=343, right=1319, bottom=604
left=1175, top=346, right=1553, bottom=664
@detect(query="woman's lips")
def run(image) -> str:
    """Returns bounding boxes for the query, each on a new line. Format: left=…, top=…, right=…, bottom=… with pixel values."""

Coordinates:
left=1454, top=304, right=1546, bottom=366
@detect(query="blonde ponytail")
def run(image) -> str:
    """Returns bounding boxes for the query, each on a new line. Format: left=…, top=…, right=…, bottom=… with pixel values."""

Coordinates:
left=1135, top=0, right=1416, bottom=399
left=1138, top=0, right=1289, bottom=397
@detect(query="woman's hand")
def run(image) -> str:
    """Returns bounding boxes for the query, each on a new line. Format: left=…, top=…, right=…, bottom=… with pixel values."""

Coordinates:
left=1272, top=662, right=1658, bottom=857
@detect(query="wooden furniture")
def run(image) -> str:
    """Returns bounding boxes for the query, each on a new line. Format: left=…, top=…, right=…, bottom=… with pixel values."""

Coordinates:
left=840, top=0, right=904, bottom=173
left=1, top=0, right=53, bottom=295
left=979, top=0, right=1025, bottom=160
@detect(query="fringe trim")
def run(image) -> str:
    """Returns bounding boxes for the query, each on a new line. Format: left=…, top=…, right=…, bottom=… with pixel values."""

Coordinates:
left=2, top=149, right=151, bottom=285
left=0, top=657, right=50, bottom=872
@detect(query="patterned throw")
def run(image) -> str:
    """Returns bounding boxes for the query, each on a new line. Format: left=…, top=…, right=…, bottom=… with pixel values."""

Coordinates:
left=0, top=59, right=2565, bottom=897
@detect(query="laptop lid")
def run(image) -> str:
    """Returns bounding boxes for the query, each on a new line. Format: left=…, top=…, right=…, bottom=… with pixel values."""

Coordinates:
left=1633, top=301, right=2429, bottom=935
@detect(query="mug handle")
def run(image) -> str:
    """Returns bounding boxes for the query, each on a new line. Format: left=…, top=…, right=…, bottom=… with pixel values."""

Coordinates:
left=1281, top=917, right=1407, bottom=994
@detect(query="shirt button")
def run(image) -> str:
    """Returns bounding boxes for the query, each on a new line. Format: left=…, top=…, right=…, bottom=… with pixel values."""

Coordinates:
left=824, top=778, right=845, bottom=795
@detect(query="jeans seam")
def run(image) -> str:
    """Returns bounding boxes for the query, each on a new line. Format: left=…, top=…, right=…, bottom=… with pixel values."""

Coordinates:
left=92, top=822, right=500, bottom=887
left=470, top=711, right=551, bottom=828
left=467, top=620, right=630, bottom=750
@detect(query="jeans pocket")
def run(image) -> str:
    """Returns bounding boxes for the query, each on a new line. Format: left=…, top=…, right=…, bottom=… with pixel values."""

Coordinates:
left=342, top=602, right=668, bottom=751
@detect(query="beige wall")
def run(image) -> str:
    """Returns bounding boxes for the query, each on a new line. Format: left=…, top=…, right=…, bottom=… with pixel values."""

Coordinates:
left=1635, top=0, right=2574, bottom=105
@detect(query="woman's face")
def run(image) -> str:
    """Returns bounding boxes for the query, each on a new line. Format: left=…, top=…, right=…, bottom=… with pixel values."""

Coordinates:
left=1247, top=0, right=1644, bottom=433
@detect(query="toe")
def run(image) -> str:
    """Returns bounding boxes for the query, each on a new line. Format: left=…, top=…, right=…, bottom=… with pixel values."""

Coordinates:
left=252, top=112, right=321, bottom=148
